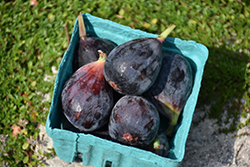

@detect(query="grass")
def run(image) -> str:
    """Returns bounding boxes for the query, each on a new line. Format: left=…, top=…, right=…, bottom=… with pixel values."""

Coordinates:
left=0, top=0, right=249, bottom=166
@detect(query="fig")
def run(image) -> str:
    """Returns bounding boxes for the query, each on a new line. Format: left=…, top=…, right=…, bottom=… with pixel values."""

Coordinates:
left=108, top=95, right=160, bottom=147
left=144, top=52, right=193, bottom=137
left=153, top=130, right=170, bottom=157
left=61, top=50, right=114, bottom=132
left=73, top=12, right=117, bottom=72
left=147, top=130, right=170, bottom=157
left=103, top=24, right=176, bottom=95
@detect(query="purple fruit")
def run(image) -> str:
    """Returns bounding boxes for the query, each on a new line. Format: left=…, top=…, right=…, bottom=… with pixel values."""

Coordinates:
left=151, top=131, right=170, bottom=157
left=108, top=95, right=160, bottom=147
left=144, top=52, right=193, bottom=137
left=103, top=25, right=176, bottom=95
left=73, top=12, right=117, bottom=72
left=61, top=51, right=114, bottom=132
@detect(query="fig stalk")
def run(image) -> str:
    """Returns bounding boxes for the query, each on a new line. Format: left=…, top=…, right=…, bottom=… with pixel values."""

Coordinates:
left=157, top=24, right=176, bottom=43
left=97, top=50, right=107, bottom=62
left=78, top=12, right=86, bottom=39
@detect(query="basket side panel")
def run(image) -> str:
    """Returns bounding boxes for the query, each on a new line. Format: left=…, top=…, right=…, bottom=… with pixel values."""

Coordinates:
left=45, top=15, right=80, bottom=162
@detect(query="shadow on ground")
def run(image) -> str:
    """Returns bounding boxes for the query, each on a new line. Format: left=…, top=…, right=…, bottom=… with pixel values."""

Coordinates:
left=198, top=44, right=249, bottom=132
left=180, top=44, right=249, bottom=167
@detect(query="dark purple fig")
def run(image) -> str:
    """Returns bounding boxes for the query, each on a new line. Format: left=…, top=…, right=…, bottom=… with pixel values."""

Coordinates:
left=151, top=131, right=170, bottom=157
left=61, top=51, right=114, bottom=132
left=144, top=52, right=193, bottom=137
left=108, top=95, right=160, bottom=147
left=146, top=130, right=170, bottom=157
left=73, top=12, right=117, bottom=72
left=103, top=24, right=176, bottom=95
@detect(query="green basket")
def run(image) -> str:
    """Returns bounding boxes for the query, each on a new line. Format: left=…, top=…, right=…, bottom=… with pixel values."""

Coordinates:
left=46, top=13, right=209, bottom=167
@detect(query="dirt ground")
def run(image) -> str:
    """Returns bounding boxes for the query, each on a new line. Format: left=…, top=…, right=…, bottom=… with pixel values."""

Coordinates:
left=180, top=107, right=250, bottom=167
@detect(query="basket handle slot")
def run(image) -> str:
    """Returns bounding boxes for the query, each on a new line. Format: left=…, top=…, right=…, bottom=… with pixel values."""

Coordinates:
left=104, top=160, right=112, bottom=167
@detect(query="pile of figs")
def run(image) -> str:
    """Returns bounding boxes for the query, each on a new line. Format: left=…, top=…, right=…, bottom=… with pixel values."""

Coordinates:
left=61, top=13, right=193, bottom=157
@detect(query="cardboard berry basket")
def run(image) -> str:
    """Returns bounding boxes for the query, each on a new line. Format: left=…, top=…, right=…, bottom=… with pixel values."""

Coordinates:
left=46, top=13, right=208, bottom=167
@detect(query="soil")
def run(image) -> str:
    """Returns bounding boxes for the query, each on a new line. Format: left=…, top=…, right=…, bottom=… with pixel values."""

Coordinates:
left=180, top=107, right=250, bottom=167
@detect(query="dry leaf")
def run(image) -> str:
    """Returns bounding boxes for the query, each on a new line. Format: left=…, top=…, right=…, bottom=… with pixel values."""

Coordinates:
left=151, top=18, right=158, bottom=24
left=143, top=22, right=151, bottom=28
left=130, top=22, right=135, bottom=29
left=31, top=110, right=38, bottom=120
left=11, top=124, right=21, bottom=136
left=115, top=14, right=124, bottom=19
left=118, top=9, right=125, bottom=16
left=23, top=91, right=29, bottom=97
left=30, top=0, right=38, bottom=6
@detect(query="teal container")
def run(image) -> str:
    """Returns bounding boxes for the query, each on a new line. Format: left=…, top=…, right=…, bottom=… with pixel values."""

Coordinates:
left=46, top=13, right=209, bottom=167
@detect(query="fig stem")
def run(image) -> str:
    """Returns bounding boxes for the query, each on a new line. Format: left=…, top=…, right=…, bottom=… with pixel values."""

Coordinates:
left=78, top=12, right=87, bottom=39
left=157, top=24, right=176, bottom=43
left=97, top=50, right=107, bottom=61
left=153, top=138, right=161, bottom=149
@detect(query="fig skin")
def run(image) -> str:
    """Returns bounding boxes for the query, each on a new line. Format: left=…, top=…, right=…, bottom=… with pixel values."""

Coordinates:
left=103, top=25, right=176, bottom=95
left=108, top=95, right=160, bottom=147
left=73, top=12, right=117, bottom=72
left=104, top=38, right=162, bottom=95
left=144, top=52, right=193, bottom=137
left=73, top=37, right=117, bottom=72
left=146, top=130, right=170, bottom=157
left=61, top=51, right=114, bottom=132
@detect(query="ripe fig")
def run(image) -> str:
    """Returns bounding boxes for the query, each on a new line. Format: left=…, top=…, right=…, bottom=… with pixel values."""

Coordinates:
left=103, top=24, right=176, bottom=95
left=108, top=95, right=160, bottom=147
left=144, top=52, right=193, bottom=137
left=61, top=50, right=114, bottom=132
left=73, top=12, right=117, bottom=72
left=146, top=130, right=170, bottom=157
